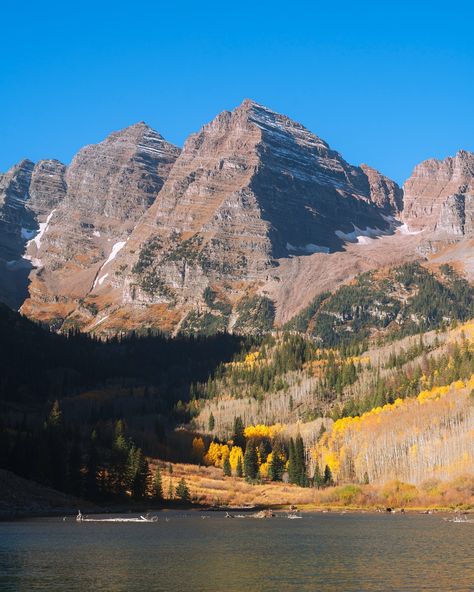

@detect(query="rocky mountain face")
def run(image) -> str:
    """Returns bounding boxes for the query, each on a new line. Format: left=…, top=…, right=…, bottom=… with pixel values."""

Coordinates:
left=91, top=100, right=406, bottom=333
left=20, top=123, right=180, bottom=327
left=403, top=150, right=474, bottom=237
left=0, top=159, right=64, bottom=308
left=0, top=159, right=35, bottom=263
left=1, top=100, right=472, bottom=334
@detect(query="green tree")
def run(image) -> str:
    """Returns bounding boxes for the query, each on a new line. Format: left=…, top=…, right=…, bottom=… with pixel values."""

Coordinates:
left=269, top=443, right=285, bottom=481
left=295, top=436, right=308, bottom=487
left=127, top=446, right=150, bottom=499
left=232, top=416, right=246, bottom=449
left=313, top=464, right=324, bottom=488
left=111, top=420, right=130, bottom=495
left=287, top=438, right=298, bottom=484
left=175, top=477, right=190, bottom=502
left=236, top=457, right=243, bottom=478
left=323, top=464, right=334, bottom=487
left=208, top=412, right=215, bottom=431
left=223, top=455, right=231, bottom=477
left=243, top=441, right=258, bottom=481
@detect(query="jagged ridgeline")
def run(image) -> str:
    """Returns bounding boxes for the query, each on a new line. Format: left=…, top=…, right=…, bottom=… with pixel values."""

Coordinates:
left=2, top=100, right=473, bottom=336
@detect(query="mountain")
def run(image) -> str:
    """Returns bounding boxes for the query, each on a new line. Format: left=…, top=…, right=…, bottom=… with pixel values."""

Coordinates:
left=403, top=150, right=474, bottom=237
left=19, top=123, right=180, bottom=327
left=0, top=100, right=473, bottom=334
left=54, top=100, right=410, bottom=333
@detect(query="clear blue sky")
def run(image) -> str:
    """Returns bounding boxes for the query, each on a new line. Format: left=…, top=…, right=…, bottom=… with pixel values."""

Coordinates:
left=1, top=0, right=473, bottom=184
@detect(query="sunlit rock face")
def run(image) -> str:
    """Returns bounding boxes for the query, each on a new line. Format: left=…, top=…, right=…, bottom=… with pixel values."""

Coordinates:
left=1, top=101, right=472, bottom=334
left=18, top=123, right=180, bottom=327
left=114, top=100, right=402, bottom=319
left=403, top=150, right=474, bottom=236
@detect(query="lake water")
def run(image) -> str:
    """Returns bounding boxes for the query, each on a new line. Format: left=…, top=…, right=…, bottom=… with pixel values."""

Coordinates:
left=0, top=512, right=473, bottom=591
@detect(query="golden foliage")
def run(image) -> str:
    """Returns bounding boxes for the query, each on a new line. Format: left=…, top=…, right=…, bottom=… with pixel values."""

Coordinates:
left=313, top=375, right=474, bottom=484
left=192, top=437, right=205, bottom=462
left=204, top=442, right=230, bottom=468
left=243, top=423, right=283, bottom=440
left=229, top=446, right=244, bottom=472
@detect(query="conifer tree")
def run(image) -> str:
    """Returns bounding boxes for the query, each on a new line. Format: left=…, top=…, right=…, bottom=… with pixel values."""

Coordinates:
left=323, top=464, right=334, bottom=487
left=232, top=416, right=246, bottom=449
left=243, top=441, right=258, bottom=481
left=175, top=477, right=190, bottom=502
left=111, top=420, right=130, bottom=495
left=313, top=464, right=324, bottom=488
left=223, top=455, right=231, bottom=477
left=127, top=446, right=150, bottom=499
left=287, top=438, right=298, bottom=484
left=295, top=435, right=308, bottom=487
left=236, top=457, right=243, bottom=478
left=269, top=443, right=285, bottom=481
left=208, top=412, right=215, bottom=431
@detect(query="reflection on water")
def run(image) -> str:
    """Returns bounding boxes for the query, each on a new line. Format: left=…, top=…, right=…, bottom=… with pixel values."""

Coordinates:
left=0, top=512, right=473, bottom=591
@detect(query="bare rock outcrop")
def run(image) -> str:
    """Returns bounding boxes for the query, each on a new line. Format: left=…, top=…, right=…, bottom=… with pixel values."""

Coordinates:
left=1, top=100, right=471, bottom=335
left=105, top=100, right=402, bottom=333
left=20, top=123, right=180, bottom=326
left=403, top=150, right=474, bottom=236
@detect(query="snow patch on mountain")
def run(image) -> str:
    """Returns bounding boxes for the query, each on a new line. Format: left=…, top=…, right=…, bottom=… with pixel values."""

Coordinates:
left=286, top=242, right=330, bottom=254
left=23, top=209, right=57, bottom=267
left=335, top=225, right=389, bottom=245
left=92, top=241, right=126, bottom=289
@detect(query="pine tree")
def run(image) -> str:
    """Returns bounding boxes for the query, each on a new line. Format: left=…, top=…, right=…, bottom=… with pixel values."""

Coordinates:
left=243, top=441, right=258, bottom=481
left=295, top=435, right=308, bottom=487
left=269, top=443, right=285, bottom=481
left=223, top=455, right=231, bottom=477
left=168, top=478, right=174, bottom=499
left=127, top=446, right=150, bottom=499
left=208, top=412, right=215, bottom=431
left=236, top=457, right=243, bottom=478
left=111, top=420, right=130, bottom=496
left=175, top=477, right=190, bottom=502
left=152, top=465, right=163, bottom=500
left=232, top=416, right=246, bottom=449
left=323, top=464, right=334, bottom=487
left=287, top=438, right=298, bottom=484
left=313, top=464, right=324, bottom=488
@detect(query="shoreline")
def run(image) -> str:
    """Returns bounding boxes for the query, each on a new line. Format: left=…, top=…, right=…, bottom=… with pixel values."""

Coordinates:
left=3, top=502, right=472, bottom=522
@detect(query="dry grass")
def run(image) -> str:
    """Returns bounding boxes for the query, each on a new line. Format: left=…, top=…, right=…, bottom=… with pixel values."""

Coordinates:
left=150, top=460, right=474, bottom=511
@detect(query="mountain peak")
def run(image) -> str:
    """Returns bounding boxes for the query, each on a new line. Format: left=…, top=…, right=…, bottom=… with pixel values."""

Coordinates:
left=108, top=121, right=166, bottom=143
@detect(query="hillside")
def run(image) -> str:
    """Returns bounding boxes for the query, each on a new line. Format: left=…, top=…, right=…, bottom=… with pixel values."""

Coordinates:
left=0, top=303, right=473, bottom=511
left=190, top=315, right=474, bottom=490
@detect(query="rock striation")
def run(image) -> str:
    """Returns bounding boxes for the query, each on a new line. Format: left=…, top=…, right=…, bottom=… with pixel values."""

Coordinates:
left=109, top=100, right=403, bottom=330
left=20, top=123, right=180, bottom=327
left=0, top=100, right=472, bottom=334
left=403, top=150, right=474, bottom=236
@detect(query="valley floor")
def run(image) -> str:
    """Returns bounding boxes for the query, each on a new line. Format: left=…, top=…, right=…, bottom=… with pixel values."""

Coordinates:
left=152, top=461, right=474, bottom=513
